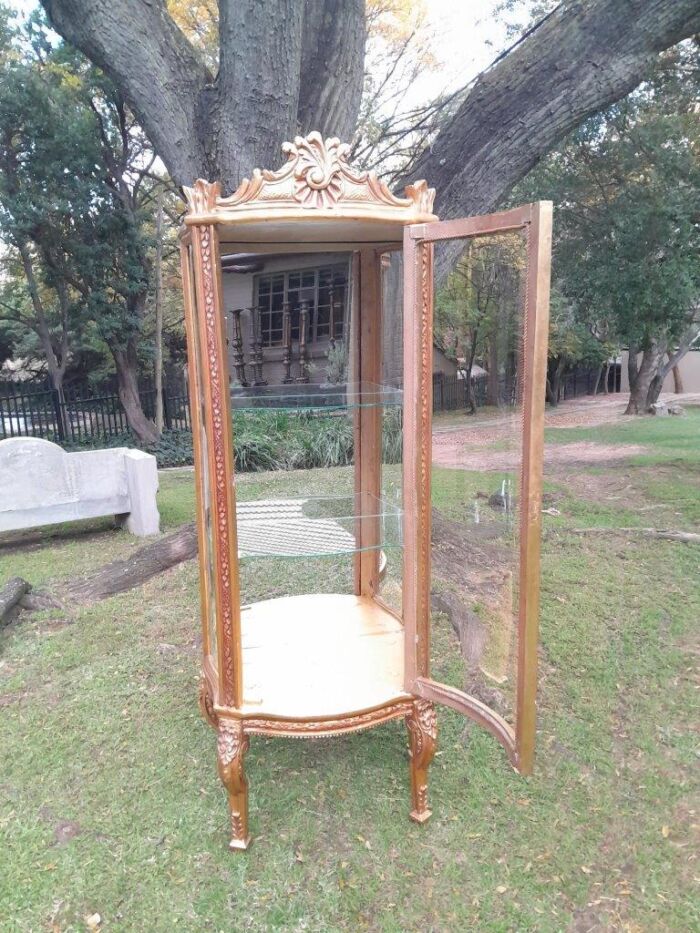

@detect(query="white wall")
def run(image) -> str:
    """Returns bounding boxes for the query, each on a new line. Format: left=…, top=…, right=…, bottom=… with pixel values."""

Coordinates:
left=620, top=349, right=700, bottom=393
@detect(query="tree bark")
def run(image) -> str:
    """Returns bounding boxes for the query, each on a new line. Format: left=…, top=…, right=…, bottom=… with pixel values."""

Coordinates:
left=40, top=0, right=366, bottom=195
left=40, top=0, right=700, bottom=199
left=64, top=522, right=197, bottom=603
left=547, top=357, right=565, bottom=407
left=592, top=361, right=605, bottom=396
left=671, top=362, right=684, bottom=394
left=404, top=0, right=700, bottom=219
left=154, top=193, right=164, bottom=437
left=624, top=339, right=667, bottom=414
left=16, top=243, right=69, bottom=396
left=297, top=0, right=365, bottom=142
left=110, top=339, right=159, bottom=444
left=0, top=577, right=31, bottom=625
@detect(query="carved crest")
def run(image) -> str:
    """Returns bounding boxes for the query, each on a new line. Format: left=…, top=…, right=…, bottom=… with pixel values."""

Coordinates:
left=183, top=132, right=436, bottom=223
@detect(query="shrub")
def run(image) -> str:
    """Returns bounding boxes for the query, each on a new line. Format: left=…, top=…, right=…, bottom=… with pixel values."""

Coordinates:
left=57, top=405, right=402, bottom=472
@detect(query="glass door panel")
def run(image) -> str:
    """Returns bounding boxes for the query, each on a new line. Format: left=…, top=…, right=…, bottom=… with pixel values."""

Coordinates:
left=403, top=204, right=552, bottom=773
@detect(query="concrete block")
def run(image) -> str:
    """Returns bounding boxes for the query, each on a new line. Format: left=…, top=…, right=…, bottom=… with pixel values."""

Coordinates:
left=0, top=437, right=159, bottom=537
left=123, top=449, right=160, bottom=536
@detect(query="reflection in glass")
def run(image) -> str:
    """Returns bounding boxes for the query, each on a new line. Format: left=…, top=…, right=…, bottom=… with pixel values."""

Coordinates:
left=431, top=232, right=527, bottom=723
left=378, top=250, right=404, bottom=616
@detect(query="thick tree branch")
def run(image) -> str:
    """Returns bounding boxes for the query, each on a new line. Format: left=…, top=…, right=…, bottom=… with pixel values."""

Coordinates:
left=297, top=0, right=365, bottom=142
left=40, top=0, right=213, bottom=183
left=404, top=0, right=700, bottom=217
left=218, top=0, right=305, bottom=188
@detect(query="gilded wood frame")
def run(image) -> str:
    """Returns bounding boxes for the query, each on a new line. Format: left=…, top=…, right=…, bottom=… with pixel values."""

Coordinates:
left=402, top=202, right=552, bottom=773
left=186, top=223, right=243, bottom=709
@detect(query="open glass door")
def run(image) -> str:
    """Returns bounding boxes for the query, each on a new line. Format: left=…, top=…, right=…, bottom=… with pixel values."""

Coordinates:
left=402, top=203, right=552, bottom=774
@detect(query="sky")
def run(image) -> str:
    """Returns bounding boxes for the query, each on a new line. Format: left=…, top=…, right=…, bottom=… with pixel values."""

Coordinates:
left=420, top=0, right=514, bottom=95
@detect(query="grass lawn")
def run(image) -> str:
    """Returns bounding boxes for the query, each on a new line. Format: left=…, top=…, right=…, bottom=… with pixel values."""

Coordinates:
left=1, top=414, right=698, bottom=931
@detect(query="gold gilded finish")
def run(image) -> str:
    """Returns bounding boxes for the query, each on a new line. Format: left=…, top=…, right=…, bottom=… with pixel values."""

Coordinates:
left=217, top=718, right=250, bottom=850
left=406, top=699, right=437, bottom=823
left=183, top=132, right=436, bottom=229
left=179, top=130, right=552, bottom=848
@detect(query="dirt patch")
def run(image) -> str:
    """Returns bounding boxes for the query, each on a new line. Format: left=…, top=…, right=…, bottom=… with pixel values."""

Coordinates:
left=433, top=439, right=647, bottom=472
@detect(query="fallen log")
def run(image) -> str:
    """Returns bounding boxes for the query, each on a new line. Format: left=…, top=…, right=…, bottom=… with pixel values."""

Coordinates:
left=0, top=577, right=31, bottom=625
left=65, top=521, right=197, bottom=604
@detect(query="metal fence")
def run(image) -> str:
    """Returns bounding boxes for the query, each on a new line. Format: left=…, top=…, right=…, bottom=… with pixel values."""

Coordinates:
left=1, top=363, right=618, bottom=439
left=0, top=377, right=191, bottom=441
left=432, top=363, right=619, bottom=414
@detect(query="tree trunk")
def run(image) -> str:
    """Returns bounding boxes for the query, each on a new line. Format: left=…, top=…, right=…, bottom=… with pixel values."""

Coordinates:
left=65, top=522, right=197, bottom=603
left=627, top=343, right=640, bottom=393
left=486, top=338, right=499, bottom=406
left=671, top=363, right=684, bottom=394
left=110, top=339, right=159, bottom=444
left=602, top=360, right=611, bottom=395
left=592, top=361, right=605, bottom=395
left=40, top=0, right=700, bottom=197
left=645, top=373, right=665, bottom=408
left=0, top=577, right=31, bottom=625
left=154, top=193, right=164, bottom=437
left=624, top=340, right=667, bottom=414
left=547, top=358, right=565, bottom=407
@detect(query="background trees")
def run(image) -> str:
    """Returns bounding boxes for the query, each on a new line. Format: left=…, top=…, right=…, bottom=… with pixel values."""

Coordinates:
left=0, top=1, right=697, bottom=421
left=513, top=44, right=700, bottom=413
left=39, top=0, right=700, bottom=213
left=0, top=10, right=184, bottom=441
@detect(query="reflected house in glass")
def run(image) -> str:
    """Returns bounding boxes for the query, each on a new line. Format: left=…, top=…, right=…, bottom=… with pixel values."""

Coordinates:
left=179, top=133, right=552, bottom=850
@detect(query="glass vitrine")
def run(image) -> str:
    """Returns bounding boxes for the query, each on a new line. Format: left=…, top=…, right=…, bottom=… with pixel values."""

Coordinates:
left=179, top=133, right=552, bottom=850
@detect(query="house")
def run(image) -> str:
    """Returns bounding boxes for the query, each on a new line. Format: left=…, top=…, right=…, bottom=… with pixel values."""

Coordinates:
left=221, top=250, right=461, bottom=388
left=222, top=251, right=351, bottom=387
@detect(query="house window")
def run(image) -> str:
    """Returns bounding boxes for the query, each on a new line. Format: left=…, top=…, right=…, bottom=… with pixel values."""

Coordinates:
left=254, top=262, right=349, bottom=348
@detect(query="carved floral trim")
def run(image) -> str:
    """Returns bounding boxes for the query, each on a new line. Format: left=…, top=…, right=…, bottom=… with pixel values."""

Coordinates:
left=244, top=701, right=414, bottom=737
left=197, top=225, right=237, bottom=705
left=183, top=132, right=436, bottom=219
left=217, top=719, right=248, bottom=766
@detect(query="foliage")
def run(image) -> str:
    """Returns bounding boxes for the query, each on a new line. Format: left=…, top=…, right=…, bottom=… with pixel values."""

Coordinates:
left=0, top=8, right=184, bottom=437
left=59, top=408, right=403, bottom=472
left=512, top=44, right=700, bottom=409
left=435, top=235, right=524, bottom=411
left=2, top=420, right=699, bottom=928
left=324, top=339, right=348, bottom=385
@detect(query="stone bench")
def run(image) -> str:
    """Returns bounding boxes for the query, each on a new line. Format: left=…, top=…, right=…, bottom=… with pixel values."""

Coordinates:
left=0, top=437, right=159, bottom=537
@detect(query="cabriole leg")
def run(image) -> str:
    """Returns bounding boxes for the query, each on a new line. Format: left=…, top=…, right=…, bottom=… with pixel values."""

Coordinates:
left=406, top=699, right=437, bottom=824
left=217, top=718, right=251, bottom=850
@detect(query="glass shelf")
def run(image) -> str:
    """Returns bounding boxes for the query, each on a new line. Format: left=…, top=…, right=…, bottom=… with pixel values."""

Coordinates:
left=231, top=381, right=402, bottom=411
left=236, top=493, right=402, bottom=559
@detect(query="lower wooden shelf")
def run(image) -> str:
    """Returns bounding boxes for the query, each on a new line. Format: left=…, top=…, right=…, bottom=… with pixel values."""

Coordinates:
left=238, top=593, right=407, bottom=718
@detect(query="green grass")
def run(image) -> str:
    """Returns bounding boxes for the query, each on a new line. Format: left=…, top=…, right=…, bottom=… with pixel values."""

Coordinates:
left=545, top=404, right=700, bottom=461
left=1, top=428, right=698, bottom=930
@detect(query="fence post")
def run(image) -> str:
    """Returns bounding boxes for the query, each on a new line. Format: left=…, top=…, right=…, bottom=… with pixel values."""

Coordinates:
left=162, top=387, right=172, bottom=430
left=51, top=389, right=66, bottom=441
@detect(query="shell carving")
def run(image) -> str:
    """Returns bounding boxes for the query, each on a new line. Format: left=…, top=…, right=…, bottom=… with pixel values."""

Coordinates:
left=183, top=132, right=436, bottom=219
left=286, top=133, right=348, bottom=208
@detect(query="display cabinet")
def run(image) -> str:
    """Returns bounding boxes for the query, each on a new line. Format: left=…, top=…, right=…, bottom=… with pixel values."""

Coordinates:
left=179, top=133, right=552, bottom=850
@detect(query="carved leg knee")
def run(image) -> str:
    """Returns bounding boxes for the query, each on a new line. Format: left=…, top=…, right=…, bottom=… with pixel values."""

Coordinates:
left=217, top=719, right=251, bottom=850
left=406, top=699, right=437, bottom=824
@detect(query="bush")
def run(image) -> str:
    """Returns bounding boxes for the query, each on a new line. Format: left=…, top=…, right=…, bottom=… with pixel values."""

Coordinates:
left=62, top=429, right=193, bottom=468
left=58, top=407, right=403, bottom=472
